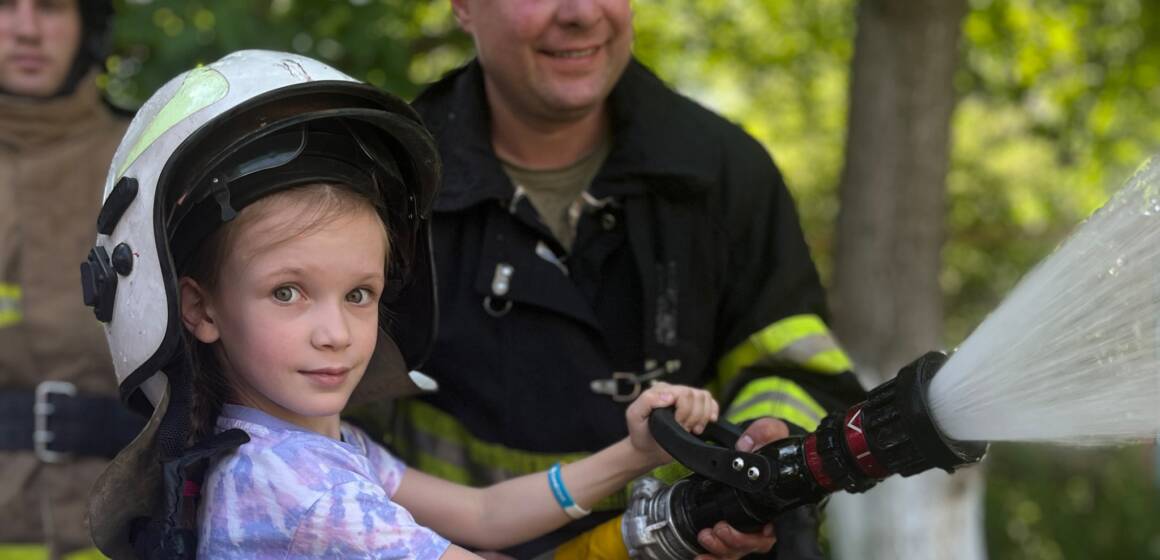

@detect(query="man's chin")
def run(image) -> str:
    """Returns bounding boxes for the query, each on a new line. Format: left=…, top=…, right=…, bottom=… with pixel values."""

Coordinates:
left=0, top=76, right=62, bottom=98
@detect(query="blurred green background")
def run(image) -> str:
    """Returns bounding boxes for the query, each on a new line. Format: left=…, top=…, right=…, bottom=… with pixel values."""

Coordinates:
left=104, top=1, right=1160, bottom=558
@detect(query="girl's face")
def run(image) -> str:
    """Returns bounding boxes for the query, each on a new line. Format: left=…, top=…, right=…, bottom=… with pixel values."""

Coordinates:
left=181, top=194, right=388, bottom=438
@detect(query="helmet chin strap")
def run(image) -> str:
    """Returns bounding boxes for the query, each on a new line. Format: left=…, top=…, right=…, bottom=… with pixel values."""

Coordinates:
left=129, top=354, right=249, bottom=560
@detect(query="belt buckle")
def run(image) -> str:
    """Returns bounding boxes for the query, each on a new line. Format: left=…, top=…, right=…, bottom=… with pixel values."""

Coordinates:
left=34, top=380, right=77, bottom=463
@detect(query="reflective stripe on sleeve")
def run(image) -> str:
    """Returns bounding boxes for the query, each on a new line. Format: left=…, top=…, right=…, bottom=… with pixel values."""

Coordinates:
left=724, top=377, right=827, bottom=432
left=715, top=314, right=852, bottom=395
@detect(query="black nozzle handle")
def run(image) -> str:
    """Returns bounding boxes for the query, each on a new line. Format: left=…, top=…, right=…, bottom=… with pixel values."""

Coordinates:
left=649, top=407, right=773, bottom=493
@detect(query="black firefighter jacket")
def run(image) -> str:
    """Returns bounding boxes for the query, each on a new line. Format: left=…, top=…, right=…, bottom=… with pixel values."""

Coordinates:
left=390, top=59, right=866, bottom=557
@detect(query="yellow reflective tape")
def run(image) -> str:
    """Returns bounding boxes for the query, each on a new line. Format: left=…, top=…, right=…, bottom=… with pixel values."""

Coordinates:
left=402, top=400, right=589, bottom=475
left=753, top=314, right=831, bottom=351
left=725, top=377, right=826, bottom=432
left=0, top=283, right=19, bottom=298
left=716, top=314, right=852, bottom=393
left=0, top=310, right=19, bottom=328
left=399, top=399, right=628, bottom=511
left=410, top=447, right=471, bottom=485
left=804, top=348, right=853, bottom=373
left=649, top=461, right=692, bottom=485
left=0, top=545, right=107, bottom=559
left=714, top=345, right=761, bottom=394
left=0, top=282, right=22, bottom=328
left=552, top=515, right=629, bottom=560
left=729, top=401, right=820, bottom=433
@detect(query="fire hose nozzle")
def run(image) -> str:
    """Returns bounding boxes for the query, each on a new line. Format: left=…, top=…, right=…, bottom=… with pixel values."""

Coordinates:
left=626, top=351, right=988, bottom=559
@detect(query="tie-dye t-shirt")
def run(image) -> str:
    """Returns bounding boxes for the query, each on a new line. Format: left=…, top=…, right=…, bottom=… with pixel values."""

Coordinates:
left=197, top=405, right=450, bottom=559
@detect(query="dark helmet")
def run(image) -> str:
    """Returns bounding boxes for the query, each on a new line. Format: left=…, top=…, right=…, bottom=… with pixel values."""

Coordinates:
left=51, top=0, right=115, bottom=96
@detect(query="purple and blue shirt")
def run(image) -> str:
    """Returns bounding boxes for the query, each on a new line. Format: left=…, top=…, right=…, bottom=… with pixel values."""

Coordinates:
left=197, top=404, right=450, bottom=559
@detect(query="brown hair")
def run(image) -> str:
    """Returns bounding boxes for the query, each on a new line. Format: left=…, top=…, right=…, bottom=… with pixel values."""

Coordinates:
left=179, top=183, right=389, bottom=443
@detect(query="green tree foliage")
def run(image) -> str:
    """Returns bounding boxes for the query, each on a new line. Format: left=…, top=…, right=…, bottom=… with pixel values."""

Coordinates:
left=106, top=1, right=1160, bottom=557
left=106, top=0, right=471, bottom=104
left=946, top=0, right=1160, bottom=342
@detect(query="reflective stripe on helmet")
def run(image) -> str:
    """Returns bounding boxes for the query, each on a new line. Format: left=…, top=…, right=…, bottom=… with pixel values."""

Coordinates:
left=115, top=67, right=229, bottom=180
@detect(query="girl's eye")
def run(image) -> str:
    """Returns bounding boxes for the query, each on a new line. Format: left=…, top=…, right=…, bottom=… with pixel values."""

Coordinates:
left=272, top=286, right=300, bottom=303
left=346, top=288, right=372, bottom=305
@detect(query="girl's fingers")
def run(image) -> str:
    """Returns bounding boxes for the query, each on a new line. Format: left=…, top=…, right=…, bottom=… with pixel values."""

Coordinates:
left=637, top=385, right=721, bottom=436
left=675, top=388, right=695, bottom=427
left=696, top=391, right=715, bottom=434
left=627, top=387, right=673, bottom=422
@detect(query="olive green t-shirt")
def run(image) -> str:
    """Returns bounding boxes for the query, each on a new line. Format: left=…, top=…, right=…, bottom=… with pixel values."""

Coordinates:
left=500, top=137, right=612, bottom=251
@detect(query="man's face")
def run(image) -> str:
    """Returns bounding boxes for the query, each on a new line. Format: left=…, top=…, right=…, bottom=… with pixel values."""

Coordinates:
left=0, top=0, right=82, bottom=98
left=453, top=0, right=633, bottom=123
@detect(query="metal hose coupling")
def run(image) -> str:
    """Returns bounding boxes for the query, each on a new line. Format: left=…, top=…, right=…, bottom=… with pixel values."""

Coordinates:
left=623, top=351, right=987, bottom=560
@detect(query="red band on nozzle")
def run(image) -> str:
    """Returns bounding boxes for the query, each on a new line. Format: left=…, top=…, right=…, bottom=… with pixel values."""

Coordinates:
left=843, top=404, right=890, bottom=479
left=804, top=434, right=838, bottom=492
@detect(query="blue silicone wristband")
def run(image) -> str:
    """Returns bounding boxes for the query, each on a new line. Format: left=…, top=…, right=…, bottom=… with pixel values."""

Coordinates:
left=548, top=462, right=590, bottom=519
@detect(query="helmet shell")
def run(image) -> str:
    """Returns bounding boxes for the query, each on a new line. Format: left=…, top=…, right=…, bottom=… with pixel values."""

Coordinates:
left=90, top=49, right=439, bottom=411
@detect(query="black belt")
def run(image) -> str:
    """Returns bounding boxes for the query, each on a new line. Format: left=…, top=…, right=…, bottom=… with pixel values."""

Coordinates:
left=0, top=382, right=146, bottom=462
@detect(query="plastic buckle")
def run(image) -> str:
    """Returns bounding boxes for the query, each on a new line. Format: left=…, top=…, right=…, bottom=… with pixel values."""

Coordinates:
left=34, top=380, right=77, bottom=463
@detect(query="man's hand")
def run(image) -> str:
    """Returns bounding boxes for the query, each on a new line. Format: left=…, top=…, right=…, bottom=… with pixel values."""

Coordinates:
left=735, top=416, right=791, bottom=452
left=695, top=520, right=776, bottom=559
left=693, top=416, right=792, bottom=558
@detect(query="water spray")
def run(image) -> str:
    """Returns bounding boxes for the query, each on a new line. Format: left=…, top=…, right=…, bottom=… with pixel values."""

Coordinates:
left=622, top=156, right=1160, bottom=557
left=625, top=351, right=985, bottom=559
left=928, top=156, right=1160, bottom=444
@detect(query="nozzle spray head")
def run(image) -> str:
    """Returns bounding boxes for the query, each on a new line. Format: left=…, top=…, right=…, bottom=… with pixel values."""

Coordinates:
left=883, top=351, right=988, bottom=474
left=805, top=351, right=987, bottom=495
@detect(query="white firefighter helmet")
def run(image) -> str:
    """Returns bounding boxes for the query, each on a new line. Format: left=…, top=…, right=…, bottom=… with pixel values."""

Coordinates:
left=84, top=50, right=440, bottom=557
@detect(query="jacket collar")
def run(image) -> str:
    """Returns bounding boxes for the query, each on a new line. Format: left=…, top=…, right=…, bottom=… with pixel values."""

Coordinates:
left=0, top=73, right=112, bottom=150
left=416, top=58, right=715, bottom=213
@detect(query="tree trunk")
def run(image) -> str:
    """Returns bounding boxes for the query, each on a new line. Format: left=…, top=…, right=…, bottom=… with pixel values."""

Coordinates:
left=829, top=1, right=983, bottom=559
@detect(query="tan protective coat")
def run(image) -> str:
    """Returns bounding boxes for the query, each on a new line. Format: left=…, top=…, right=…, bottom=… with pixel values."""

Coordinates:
left=0, top=77, right=128, bottom=553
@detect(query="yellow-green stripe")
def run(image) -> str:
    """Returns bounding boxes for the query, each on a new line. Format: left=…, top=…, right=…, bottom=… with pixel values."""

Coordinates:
left=0, top=545, right=107, bottom=559
left=715, top=314, right=852, bottom=395
left=725, top=377, right=827, bottom=432
left=397, top=399, right=628, bottom=511
left=0, top=282, right=21, bottom=328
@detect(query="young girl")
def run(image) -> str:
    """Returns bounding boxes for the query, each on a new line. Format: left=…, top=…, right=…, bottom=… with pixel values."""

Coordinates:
left=85, top=51, right=768, bottom=559
left=180, top=180, right=717, bottom=558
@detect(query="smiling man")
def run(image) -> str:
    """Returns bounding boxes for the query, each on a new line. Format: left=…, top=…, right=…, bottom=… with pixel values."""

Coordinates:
left=0, top=0, right=136, bottom=558
left=386, top=1, right=868, bottom=558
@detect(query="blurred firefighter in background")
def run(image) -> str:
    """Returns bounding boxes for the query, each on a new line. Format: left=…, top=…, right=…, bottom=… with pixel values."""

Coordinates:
left=0, top=0, right=139, bottom=557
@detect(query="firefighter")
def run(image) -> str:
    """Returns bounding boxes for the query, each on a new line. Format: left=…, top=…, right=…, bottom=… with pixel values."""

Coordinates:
left=0, top=0, right=138, bottom=557
left=382, top=0, right=869, bottom=557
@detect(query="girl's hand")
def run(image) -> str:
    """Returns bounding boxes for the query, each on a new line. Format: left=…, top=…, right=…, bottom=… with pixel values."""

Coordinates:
left=625, top=382, right=719, bottom=465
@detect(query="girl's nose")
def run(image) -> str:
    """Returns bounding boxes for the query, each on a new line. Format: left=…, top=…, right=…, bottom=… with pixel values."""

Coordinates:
left=311, top=304, right=352, bottom=350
